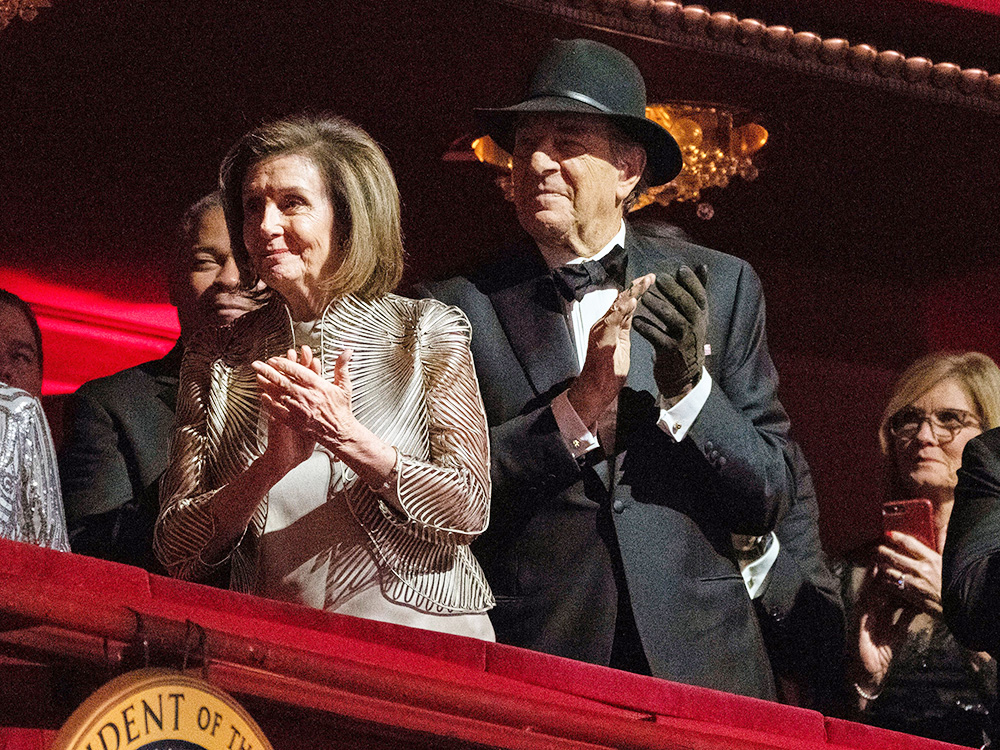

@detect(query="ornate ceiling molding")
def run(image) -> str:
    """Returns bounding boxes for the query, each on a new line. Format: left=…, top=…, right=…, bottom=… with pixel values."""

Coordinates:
left=495, top=0, right=1000, bottom=112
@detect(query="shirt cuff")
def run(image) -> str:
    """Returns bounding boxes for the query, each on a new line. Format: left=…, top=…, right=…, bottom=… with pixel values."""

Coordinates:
left=741, top=532, right=780, bottom=599
left=551, top=391, right=600, bottom=459
left=656, top=367, right=712, bottom=442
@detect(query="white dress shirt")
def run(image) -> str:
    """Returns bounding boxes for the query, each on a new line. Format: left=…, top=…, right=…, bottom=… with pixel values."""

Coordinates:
left=543, top=222, right=777, bottom=593
left=546, top=221, right=713, bottom=458
left=740, top=532, right=780, bottom=599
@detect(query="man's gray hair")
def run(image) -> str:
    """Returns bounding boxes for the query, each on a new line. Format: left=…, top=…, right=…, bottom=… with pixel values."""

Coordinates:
left=608, top=127, right=650, bottom=213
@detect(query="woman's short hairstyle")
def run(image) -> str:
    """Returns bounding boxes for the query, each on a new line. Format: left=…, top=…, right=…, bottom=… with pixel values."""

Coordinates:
left=878, top=351, right=1000, bottom=457
left=219, top=114, right=404, bottom=302
left=0, top=289, right=43, bottom=372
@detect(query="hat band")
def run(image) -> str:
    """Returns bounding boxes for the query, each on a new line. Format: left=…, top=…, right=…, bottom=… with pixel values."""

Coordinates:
left=529, top=88, right=615, bottom=115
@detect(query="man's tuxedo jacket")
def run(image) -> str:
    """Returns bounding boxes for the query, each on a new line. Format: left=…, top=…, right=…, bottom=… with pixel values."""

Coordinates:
left=945, top=426, right=1000, bottom=658
left=424, top=223, right=795, bottom=699
left=58, top=344, right=181, bottom=574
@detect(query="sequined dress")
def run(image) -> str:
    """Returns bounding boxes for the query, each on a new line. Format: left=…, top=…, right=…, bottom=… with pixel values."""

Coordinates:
left=0, top=384, right=70, bottom=551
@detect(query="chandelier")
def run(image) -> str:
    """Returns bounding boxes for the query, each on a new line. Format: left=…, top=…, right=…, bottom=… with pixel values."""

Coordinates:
left=0, top=0, right=51, bottom=30
left=456, top=102, right=768, bottom=217
left=636, top=103, right=767, bottom=214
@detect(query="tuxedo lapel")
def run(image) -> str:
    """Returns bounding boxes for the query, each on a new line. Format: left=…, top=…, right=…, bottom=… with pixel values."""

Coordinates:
left=490, top=272, right=578, bottom=396
left=147, top=342, right=183, bottom=414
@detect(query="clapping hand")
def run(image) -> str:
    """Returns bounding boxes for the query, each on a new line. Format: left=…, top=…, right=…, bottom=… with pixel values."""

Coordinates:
left=567, top=274, right=655, bottom=427
left=852, top=530, right=942, bottom=701
left=632, top=265, right=709, bottom=400
left=250, top=347, right=319, bottom=473
left=855, top=565, right=917, bottom=700
left=253, top=345, right=356, bottom=462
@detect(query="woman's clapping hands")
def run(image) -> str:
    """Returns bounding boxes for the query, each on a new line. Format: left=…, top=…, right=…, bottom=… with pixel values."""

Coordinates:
left=253, top=345, right=356, bottom=464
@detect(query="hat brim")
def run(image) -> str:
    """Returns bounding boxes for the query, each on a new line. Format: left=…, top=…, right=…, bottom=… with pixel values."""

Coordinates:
left=474, top=97, right=683, bottom=187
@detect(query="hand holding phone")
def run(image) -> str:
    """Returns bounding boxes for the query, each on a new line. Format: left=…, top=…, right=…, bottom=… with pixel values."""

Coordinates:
left=877, top=498, right=943, bottom=616
left=882, top=498, right=937, bottom=552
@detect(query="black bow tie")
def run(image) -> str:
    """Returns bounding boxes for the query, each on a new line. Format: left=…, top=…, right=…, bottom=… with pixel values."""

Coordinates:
left=550, top=244, right=627, bottom=302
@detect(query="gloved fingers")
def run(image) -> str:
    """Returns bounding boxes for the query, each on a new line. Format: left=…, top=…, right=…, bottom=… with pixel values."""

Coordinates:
left=676, top=265, right=708, bottom=312
left=652, top=272, right=701, bottom=326
left=694, top=263, right=708, bottom=288
left=636, top=285, right=687, bottom=337
left=632, top=306, right=664, bottom=337
left=632, top=314, right=678, bottom=348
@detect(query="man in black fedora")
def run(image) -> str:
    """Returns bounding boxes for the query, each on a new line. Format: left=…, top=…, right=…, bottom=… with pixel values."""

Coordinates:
left=423, top=38, right=796, bottom=699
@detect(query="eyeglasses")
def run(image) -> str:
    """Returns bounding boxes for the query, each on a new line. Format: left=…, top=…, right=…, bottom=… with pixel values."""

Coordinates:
left=888, top=408, right=981, bottom=444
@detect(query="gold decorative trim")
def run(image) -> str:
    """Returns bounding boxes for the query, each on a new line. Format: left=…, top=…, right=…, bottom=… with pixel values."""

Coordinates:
left=494, top=0, right=1000, bottom=112
left=0, top=0, right=51, bottom=30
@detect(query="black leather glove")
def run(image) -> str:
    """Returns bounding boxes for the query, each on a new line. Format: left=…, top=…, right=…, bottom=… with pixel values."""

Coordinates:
left=632, top=264, right=708, bottom=399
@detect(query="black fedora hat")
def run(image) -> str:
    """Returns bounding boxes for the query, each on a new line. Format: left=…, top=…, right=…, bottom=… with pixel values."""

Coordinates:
left=475, top=38, right=683, bottom=186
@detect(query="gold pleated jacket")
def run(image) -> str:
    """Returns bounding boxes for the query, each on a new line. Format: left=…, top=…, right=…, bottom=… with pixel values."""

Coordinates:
left=154, top=294, right=495, bottom=614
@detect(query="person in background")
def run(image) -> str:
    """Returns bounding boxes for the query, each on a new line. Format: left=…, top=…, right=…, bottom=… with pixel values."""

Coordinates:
left=843, top=352, right=1000, bottom=747
left=943, top=377, right=1000, bottom=746
left=0, top=289, right=70, bottom=551
left=59, top=192, right=258, bottom=573
left=155, top=114, right=494, bottom=638
left=422, top=39, right=794, bottom=697
left=745, top=440, right=847, bottom=714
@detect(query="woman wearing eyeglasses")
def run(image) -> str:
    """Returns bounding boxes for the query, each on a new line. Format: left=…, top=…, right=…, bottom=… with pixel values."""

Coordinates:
left=843, top=351, right=1000, bottom=747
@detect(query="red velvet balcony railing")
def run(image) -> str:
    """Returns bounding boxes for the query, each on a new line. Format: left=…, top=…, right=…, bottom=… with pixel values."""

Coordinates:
left=0, top=538, right=971, bottom=750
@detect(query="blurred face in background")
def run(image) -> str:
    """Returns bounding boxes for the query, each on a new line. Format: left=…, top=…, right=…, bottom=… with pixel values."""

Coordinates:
left=171, top=204, right=259, bottom=335
left=0, top=303, right=42, bottom=398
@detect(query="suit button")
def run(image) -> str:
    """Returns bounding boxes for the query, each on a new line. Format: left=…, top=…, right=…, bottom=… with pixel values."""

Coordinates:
left=711, top=450, right=719, bottom=460
left=718, top=457, right=727, bottom=467
left=705, top=441, right=714, bottom=451
left=612, top=499, right=625, bottom=513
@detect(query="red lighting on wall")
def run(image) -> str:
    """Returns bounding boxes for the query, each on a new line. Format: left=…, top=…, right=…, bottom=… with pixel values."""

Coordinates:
left=0, top=268, right=179, bottom=395
left=925, top=0, right=1000, bottom=15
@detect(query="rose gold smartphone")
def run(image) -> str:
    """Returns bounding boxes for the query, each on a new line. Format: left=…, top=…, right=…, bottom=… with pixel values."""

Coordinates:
left=882, top=498, right=937, bottom=552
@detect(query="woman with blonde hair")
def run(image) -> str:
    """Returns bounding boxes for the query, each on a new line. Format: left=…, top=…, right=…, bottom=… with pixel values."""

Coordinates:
left=844, top=351, right=1000, bottom=746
